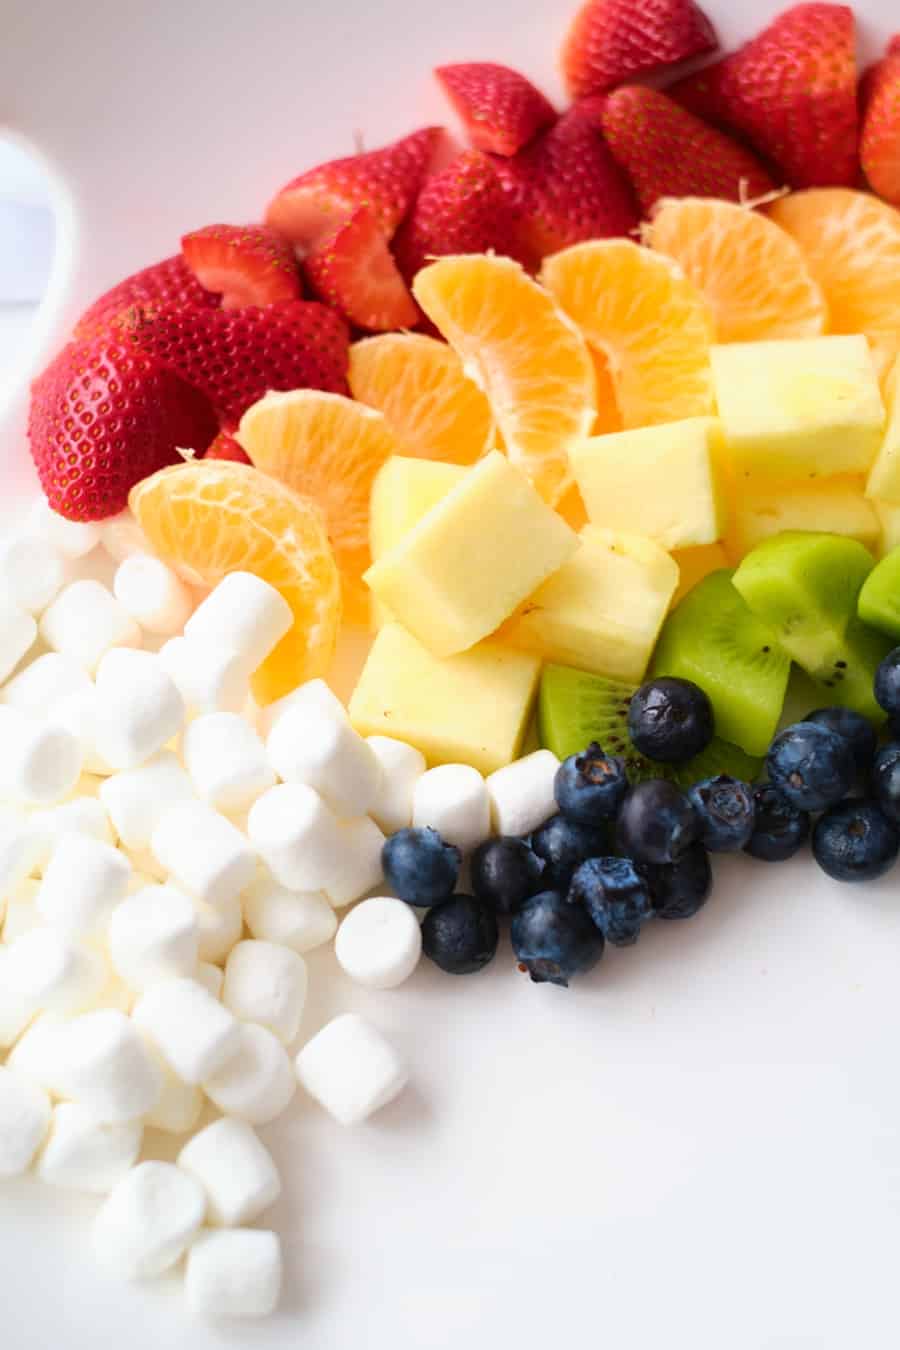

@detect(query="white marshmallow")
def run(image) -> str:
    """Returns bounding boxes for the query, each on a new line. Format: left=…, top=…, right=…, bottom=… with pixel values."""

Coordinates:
left=143, top=1060, right=203, bottom=1135
left=366, top=736, right=426, bottom=835
left=196, top=961, right=224, bottom=999
left=132, top=977, right=242, bottom=1083
left=151, top=801, right=257, bottom=908
left=486, top=749, right=560, bottom=838
left=113, top=554, right=193, bottom=635
left=257, top=677, right=346, bottom=739
left=0, top=705, right=82, bottom=804
left=325, top=816, right=386, bottom=908
left=204, top=1023, right=296, bottom=1125
left=108, top=884, right=198, bottom=992
left=267, top=705, right=381, bottom=818
left=29, top=795, right=115, bottom=877
left=0, top=535, right=66, bottom=615
left=183, top=712, right=275, bottom=813
left=37, top=1102, right=142, bottom=1192
left=242, top=879, right=336, bottom=953
left=222, top=940, right=307, bottom=1045
left=1, top=651, right=92, bottom=711
left=0, top=601, right=37, bottom=682
left=194, top=894, right=244, bottom=965
left=6, top=1013, right=70, bottom=1094
left=7, top=928, right=107, bottom=1014
left=47, top=687, right=113, bottom=776
left=92, top=648, right=185, bottom=770
left=335, top=897, right=422, bottom=990
left=177, top=1117, right=281, bottom=1227
left=98, top=751, right=193, bottom=852
left=0, top=946, right=35, bottom=1048
left=0, top=805, right=45, bottom=893
left=37, top=832, right=131, bottom=938
left=157, top=636, right=250, bottom=717
left=40, top=579, right=141, bottom=672
left=0, top=1066, right=51, bottom=1175
left=412, top=764, right=490, bottom=855
left=185, top=1228, right=282, bottom=1321
left=247, top=783, right=343, bottom=892
left=1, top=879, right=41, bottom=944
left=99, top=509, right=152, bottom=564
left=295, top=1013, right=408, bottom=1126
left=59, top=1010, right=163, bottom=1123
left=94, top=1161, right=206, bottom=1278
left=184, top=573, right=292, bottom=677
left=27, top=498, right=102, bottom=558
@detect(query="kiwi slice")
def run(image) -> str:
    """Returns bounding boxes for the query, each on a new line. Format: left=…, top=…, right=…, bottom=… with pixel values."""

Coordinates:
left=858, top=547, right=900, bottom=640
left=733, top=532, right=890, bottom=723
left=538, top=662, right=762, bottom=788
left=650, top=569, right=790, bottom=757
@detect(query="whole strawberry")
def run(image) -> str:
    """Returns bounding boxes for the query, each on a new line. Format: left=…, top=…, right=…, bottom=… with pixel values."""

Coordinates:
left=74, top=255, right=219, bottom=338
left=861, top=40, right=900, bottom=205
left=562, top=0, right=717, bottom=98
left=181, top=223, right=302, bottom=307
left=435, top=63, right=556, bottom=155
left=29, top=338, right=217, bottom=520
left=304, top=207, right=419, bottom=331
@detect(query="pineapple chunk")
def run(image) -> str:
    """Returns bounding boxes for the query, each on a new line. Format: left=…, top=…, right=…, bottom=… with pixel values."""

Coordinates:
left=865, top=355, right=900, bottom=505
left=875, top=499, right=900, bottom=557
left=363, top=451, right=577, bottom=658
left=500, top=526, right=678, bottom=682
left=671, top=543, right=730, bottom=604
left=711, top=335, right=885, bottom=479
left=572, top=417, right=727, bottom=550
left=348, top=622, right=541, bottom=774
left=369, top=457, right=466, bottom=630
left=725, top=476, right=880, bottom=560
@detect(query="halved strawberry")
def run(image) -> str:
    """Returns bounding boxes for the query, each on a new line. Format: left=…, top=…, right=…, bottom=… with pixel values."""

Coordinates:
left=265, top=127, right=445, bottom=253
left=181, top=224, right=302, bottom=308
left=74, top=255, right=219, bottom=338
left=304, top=207, right=419, bottom=331
left=861, top=46, right=900, bottom=204
left=434, top=62, right=556, bottom=156
left=204, top=430, right=251, bottom=463
left=561, top=0, right=717, bottom=98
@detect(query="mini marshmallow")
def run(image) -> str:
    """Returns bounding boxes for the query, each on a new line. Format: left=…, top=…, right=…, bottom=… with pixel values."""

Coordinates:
left=99, top=509, right=152, bottom=563
left=184, top=573, right=292, bottom=677
left=335, top=897, right=422, bottom=990
left=204, top=1023, right=296, bottom=1125
left=98, top=751, right=194, bottom=852
left=92, top=648, right=185, bottom=771
left=257, top=677, right=346, bottom=739
left=157, top=636, right=250, bottom=717
left=29, top=795, right=115, bottom=875
left=108, top=884, right=198, bottom=992
left=144, top=1060, right=204, bottom=1135
left=0, top=705, right=82, bottom=804
left=37, top=1102, right=142, bottom=1192
left=2, top=879, right=41, bottom=944
left=0, top=601, right=37, bottom=682
left=242, top=879, right=336, bottom=954
left=366, top=736, right=426, bottom=835
left=0, top=805, right=45, bottom=893
left=94, top=1161, right=206, bottom=1278
left=486, top=749, right=560, bottom=838
left=183, top=712, right=275, bottom=813
left=113, top=554, right=193, bottom=634
left=8, top=928, right=107, bottom=1015
left=194, top=894, right=244, bottom=965
left=27, top=498, right=102, bottom=558
left=48, top=687, right=113, bottom=776
left=58, top=1010, right=163, bottom=1123
left=185, top=1229, right=282, bottom=1321
left=37, top=832, right=131, bottom=938
left=412, top=764, right=490, bottom=855
left=177, top=1117, right=281, bottom=1227
left=1, top=651, right=92, bottom=711
left=0, top=1066, right=51, bottom=1176
left=196, top=962, right=224, bottom=999
left=325, top=815, right=386, bottom=908
left=40, top=579, right=141, bottom=673
left=0, top=946, right=35, bottom=1048
left=0, top=535, right=66, bottom=615
left=247, top=783, right=344, bottom=892
left=132, top=977, right=242, bottom=1083
left=295, top=1013, right=408, bottom=1126
left=151, top=801, right=257, bottom=908
left=222, top=940, right=307, bottom=1045
left=267, top=706, right=382, bottom=818
left=6, top=1013, right=70, bottom=1095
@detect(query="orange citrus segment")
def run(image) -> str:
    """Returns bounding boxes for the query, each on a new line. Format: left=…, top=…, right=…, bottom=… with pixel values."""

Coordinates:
left=412, top=254, right=596, bottom=505
left=646, top=197, right=828, bottom=344
left=129, top=461, right=341, bottom=705
left=766, top=188, right=900, bottom=380
left=348, top=332, right=495, bottom=465
left=237, top=390, right=395, bottom=626
left=540, top=239, right=714, bottom=429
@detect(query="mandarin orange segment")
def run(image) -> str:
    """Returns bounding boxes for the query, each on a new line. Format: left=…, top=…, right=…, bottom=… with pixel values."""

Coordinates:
left=412, top=254, right=596, bottom=505
left=129, top=461, right=341, bottom=705
left=646, top=197, right=828, bottom=344
left=348, top=332, right=495, bottom=465
left=540, top=239, right=714, bottom=430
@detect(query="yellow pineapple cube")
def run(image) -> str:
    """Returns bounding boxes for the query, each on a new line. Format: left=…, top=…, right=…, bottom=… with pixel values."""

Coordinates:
left=725, top=476, right=880, bottom=560
left=369, top=457, right=466, bottom=630
left=865, top=355, right=900, bottom=505
left=348, top=623, right=541, bottom=774
left=363, top=451, right=578, bottom=657
left=671, top=543, right=730, bottom=604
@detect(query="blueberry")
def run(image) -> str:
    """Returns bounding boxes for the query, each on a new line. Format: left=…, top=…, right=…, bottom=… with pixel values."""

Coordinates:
left=686, top=775, right=756, bottom=852
left=873, top=742, right=900, bottom=826
left=615, top=779, right=698, bottom=865
left=421, top=895, right=498, bottom=974
left=639, top=841, right=712, bottom=920
left=382, top=827, right=460, bottom=906
left=766, top=721, right=855, bottom=813
left=812, top=798, right=900, bottom=882
left=743, top=784, right=810, bottom=862
left=530, top=813, right=608, bottom=890
left=805, top=706, right=878, bottom=778
left=470, top=837, right=544, bottom=915
left=554, top=743, right=627, bottom=825
left=511, top=890, right=605, bottom=987
left=568, top=857, right=653, bottom=946
left=627, top=677, right=714, bottom=764
left=874, top=647, right=900, bottom=717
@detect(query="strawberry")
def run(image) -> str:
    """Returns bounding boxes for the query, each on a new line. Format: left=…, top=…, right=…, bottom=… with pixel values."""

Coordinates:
left=125, top=300, right=349, bottom=428
left=489, top=105, right=639, bottom=265
left=861, top=46, right=900, bottom=205
left=181, top=224, right=302, bottom=308
left=561, top=0, right=717, bottom=98
left=434, top=63, right=556, bottom=156
left=265, top=127, right=445, bottom=253
left=600, top=85, right=776, bottom=213
left=74, top=255, right=219, bottom=338
left=303, top=207, right=419, bottom=331
left=204, top=430, right=251, bottom=463
left=28, top=338, right=217, bottom=521
left=669, top=3, right=858, bottom=188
